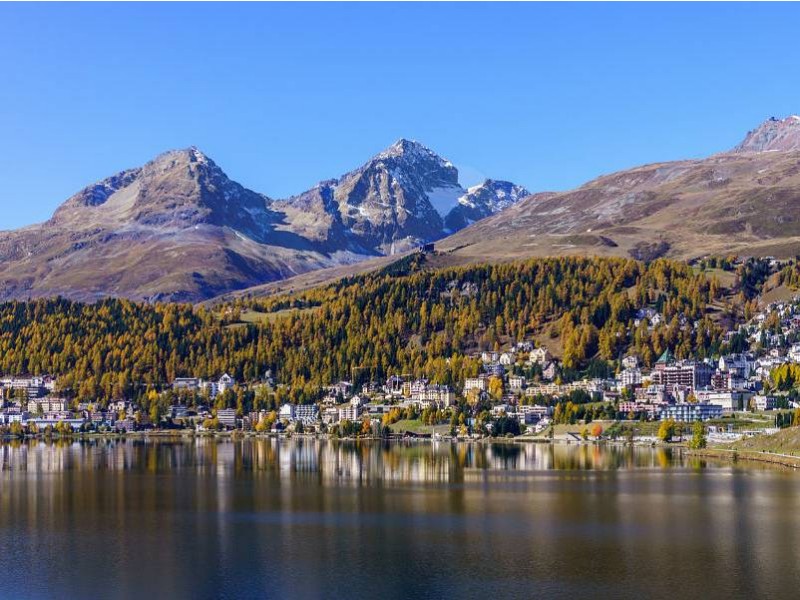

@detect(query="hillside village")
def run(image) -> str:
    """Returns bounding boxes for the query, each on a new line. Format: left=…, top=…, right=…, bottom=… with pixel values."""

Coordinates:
left=4, top=285, right=800, bottom=442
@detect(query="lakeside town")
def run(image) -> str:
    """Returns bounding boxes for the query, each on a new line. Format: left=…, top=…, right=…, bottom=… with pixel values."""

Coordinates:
left=3, top=290, right=800, bottom=448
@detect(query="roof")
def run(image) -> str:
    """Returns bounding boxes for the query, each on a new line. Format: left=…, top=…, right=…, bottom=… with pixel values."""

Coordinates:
left=656, top=349, right=675, bottom=364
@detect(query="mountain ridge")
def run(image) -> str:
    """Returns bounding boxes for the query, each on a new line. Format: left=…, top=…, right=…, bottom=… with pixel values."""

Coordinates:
left=7, top=115, right=800, bottom=304
left=0, top=140, right=526, bottom=302
left=436, top=115, right=800, bottom=266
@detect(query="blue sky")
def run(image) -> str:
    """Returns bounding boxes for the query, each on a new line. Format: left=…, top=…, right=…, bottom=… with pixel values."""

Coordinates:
left=2, top=2, right=800, bottom=230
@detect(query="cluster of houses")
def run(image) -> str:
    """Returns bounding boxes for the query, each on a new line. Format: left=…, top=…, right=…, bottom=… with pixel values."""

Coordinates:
left=0, top=374, right=242, bottom=433
left=602, top=297, right=800, bottom=422
left=6, top=294, right=800, bottom=436
left=274, top=301, right=800, bottom=431
left=0, top=376, right=141, bottom=432
left=0, top=376, right=83, bottom=430
left=461, top=344, right=780, bottom=426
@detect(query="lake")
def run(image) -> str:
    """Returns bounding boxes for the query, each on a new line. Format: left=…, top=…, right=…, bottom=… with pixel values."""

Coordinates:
left=1, top=438, right=799, bottom=599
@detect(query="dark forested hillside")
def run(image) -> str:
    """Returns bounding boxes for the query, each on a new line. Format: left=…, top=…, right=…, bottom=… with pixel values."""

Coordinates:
left=0, top=257, right=727, bottom=408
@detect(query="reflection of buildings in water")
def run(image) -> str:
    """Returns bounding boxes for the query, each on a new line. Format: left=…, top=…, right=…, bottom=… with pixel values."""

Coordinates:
left=0, top=441, right=75, bottom=473
left=109, top=442, right=128, bottom=471
left=311, top=442, right=453, bottom=486
left=481, top=444, right=554, bottom=471
left=0, top=439, right=556, bottom=481
left=280, top=440, right=320, bottom=474
left=247, top=437, right=279, bottom=472
left=215, top=443, right=235, bottom=477
left=0, top=439, right=687, bottom=482
left=2, top=440, right=800, bottom=598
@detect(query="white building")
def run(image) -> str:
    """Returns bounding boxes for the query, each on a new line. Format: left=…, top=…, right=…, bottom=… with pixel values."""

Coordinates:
left=173, top=377, right=203, bottom=391
left=619, top=368, right=642, bottom=389
left=512, top=341, right=534, bottom=353
left=217, top=408, right=237, bottom=428
left=0, top=410, right=27, bottom=425
left=696, top=390, right=747, bottom=413
left=338, top=403, right=361, bottom=422
left=789, top=344, right=800, bottom=363
left=518, top=404, right=549, bottom=421
left=718, top=354, right=754, bottom=378
left=217, top=374, right=235, bottom=394
left=542, top=362, right=557, bottom=381
left=322, top=406, right=340, bottom=424
left=327, top=380, right=354, bottom=398
left=622, top=355, right=639, bottom=370
left=464, top=377, right=488, bottom=392
left=279, top=403, right=319, bottom=424
left=279, top=403, right=296, bottom=421
left=27, top=398, right=68, bottom=414
left=508, top=375, right=526, bottom=391
left=499, top=352, right=515, bottom=366
left=752, top=395, right=778, bottom=411
left=411, top=384, right=454, bottom=408
left=529, top=348, right=552, bottom=365
left=481, top=351, right=500, bottom=364
left=384, top=376, right=405, bottom=397
left=660, top=403, right=723, bottom=422
left=172, top=374, right=235, bottom=399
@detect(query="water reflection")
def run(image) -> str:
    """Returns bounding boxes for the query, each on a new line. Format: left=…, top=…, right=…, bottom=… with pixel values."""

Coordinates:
left=1, top=439, right=799, bottom=600
left=0, top=438, right=689, bottom=481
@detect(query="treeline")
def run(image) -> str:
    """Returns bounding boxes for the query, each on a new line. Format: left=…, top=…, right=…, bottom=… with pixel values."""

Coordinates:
left=737, top=258, right=773, bottom=299
left=778, top=260, right=800, bottom=290
left=0, top=257, right=728, bottom=407
left=770, top=364, right=800, bottom=392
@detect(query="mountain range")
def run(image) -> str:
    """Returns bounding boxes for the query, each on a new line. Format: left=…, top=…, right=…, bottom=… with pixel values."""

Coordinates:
left=0, top=140, right=527, bottom=302
left=4, top=115, right=800, bottom=303
left=439, top=115, right=800, bottom=264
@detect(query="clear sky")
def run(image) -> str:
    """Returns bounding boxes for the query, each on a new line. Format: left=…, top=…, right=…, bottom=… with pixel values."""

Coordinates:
left=2, top=2, right=800, bottom=230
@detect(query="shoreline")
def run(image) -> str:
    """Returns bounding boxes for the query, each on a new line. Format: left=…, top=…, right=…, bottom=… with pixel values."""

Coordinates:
left=684, top=446, right=800, bottom=469
left=8, top=431, right=800, bottom=470
left=4, top=431, right=800, bottom=470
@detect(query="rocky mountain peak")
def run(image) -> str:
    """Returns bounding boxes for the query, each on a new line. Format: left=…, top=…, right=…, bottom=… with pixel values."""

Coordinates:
left=51, top=147, right=273, bottom=235
left=463, top=180, right=530, bottom=208
left=141, top=146, right=222, bottom=181
left=733, top=115, right=800, bottom=153
left=368, top=139, right=459, bottom=185
left=379, top=138, right=440, bottom=159
left=444, top=179, right=530, bottom=232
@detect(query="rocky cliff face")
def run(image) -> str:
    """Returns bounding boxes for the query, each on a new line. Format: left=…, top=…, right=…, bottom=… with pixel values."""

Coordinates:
left=733, top=116, right=800, bottom=153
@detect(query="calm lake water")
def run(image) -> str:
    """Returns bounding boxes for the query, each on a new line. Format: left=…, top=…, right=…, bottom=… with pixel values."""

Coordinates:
left=1, top=438, right=800, bottom=599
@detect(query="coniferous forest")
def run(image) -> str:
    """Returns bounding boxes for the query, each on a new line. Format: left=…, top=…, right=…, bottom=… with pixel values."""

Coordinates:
left=0, top=256, right=729, bottom=412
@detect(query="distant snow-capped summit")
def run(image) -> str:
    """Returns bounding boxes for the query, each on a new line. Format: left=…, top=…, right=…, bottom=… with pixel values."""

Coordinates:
left=445, top=179, right=530, bottom=232
left=278, top=139, right=527, bottom=255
